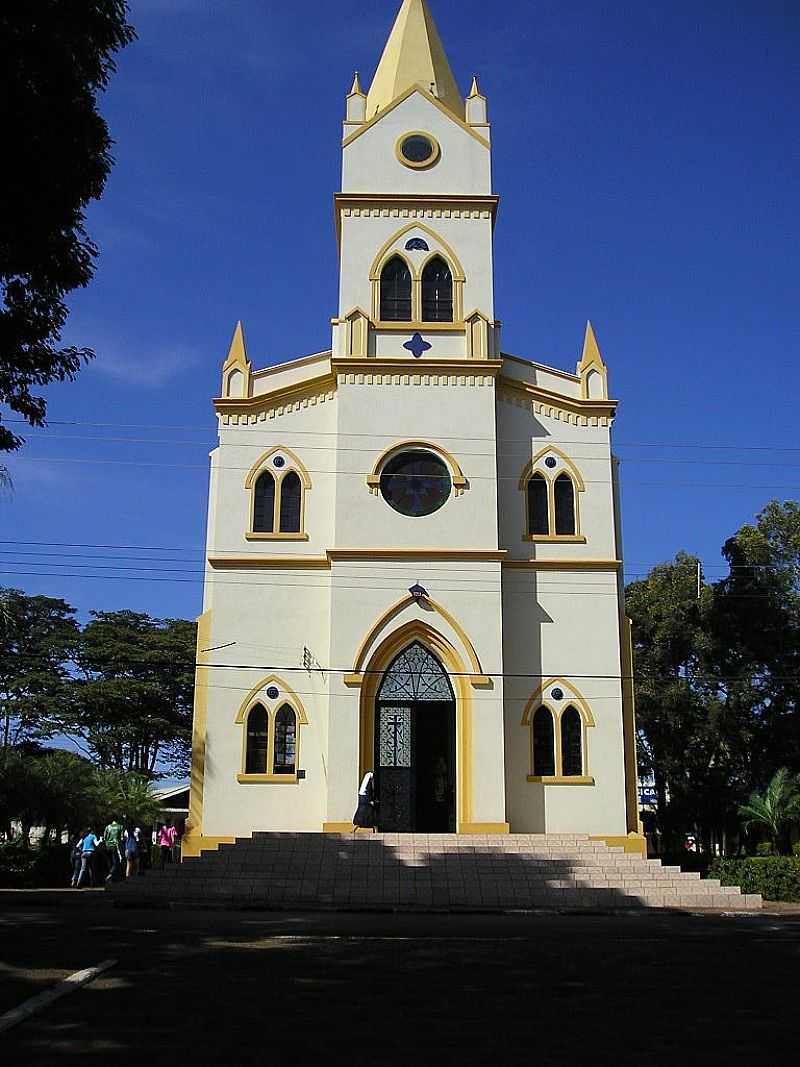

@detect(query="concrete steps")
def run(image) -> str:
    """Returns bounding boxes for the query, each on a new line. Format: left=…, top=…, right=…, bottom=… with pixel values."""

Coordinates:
left=111, top=833, right=762, bottom=912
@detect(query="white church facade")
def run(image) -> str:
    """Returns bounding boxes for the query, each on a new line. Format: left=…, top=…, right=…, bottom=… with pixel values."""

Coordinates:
left=184, top=0, right=642, bottom=857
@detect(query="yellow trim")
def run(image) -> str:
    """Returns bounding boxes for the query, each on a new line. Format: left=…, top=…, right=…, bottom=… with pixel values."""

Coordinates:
left=521, top=678, right=596, bottom=728
left=499, top=374, right=617, bottom=420
left=357, top=619, right=474, bottom=828
left=526, top=776, right=595, bottom=785
left=185, top=610, right=212, bottom=851
left=333, top=357, right=502, bottom=375
left=327, top=547, right=506, bottom=562
left=181, top=835, right=236, bottom=859
left=366, top=439, right=467, bottom=496
left=251, top=350, right=331, bottom=380
left=523, top=534, right=587, bottom=544
left=458, top=823, right=510, bottom=834
left=591, top=833, right=647, bottom=856
left=209, top=555, right=329, bottom=569
left=344, top=85, right=488, bottom=150
left=395, top=130, right=441, bottom=169
left=503, top=559, right=621, bottom=571
left=214, top=370, right=337, bottom=418
left=621, top=617, right=642, bottom=834
left=349, top=591, right=486, bottom=680
left=244, top=446, right=312, bottom=491
left=236, top=773, right=300, bottom=785
left=501, top=352, right=581, bottom=384
left=243, top=446, right=311, bottom=541
left=334, top=193, right=499, bottom=248
left=518, top=446, right=586, bottom=493
left=221, top=321, right=252, bottom=399
left=371, top=320, right=465, bottom=332
left=236, top=675, right=309, bottom=784
left=369, top=222, right=466, bottom=281
left=323, top=822, right=358, bottom=833
left=577, top=320, right=609, bottom=400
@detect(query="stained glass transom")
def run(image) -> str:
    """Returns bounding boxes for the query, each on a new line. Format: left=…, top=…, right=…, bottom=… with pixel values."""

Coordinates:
left=379, top=706, right=411, bottom=767
left=377, top=642, right=453, bottom=702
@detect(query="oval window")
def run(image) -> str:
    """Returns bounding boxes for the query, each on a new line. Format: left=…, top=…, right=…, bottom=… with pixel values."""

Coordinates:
left=398, top=133, right=439, bottom=168
left=380, top=450, right=451, bottom=517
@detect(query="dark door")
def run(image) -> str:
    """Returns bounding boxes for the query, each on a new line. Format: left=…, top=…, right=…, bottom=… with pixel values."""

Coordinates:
left=374, top=642, right=456, bottom=833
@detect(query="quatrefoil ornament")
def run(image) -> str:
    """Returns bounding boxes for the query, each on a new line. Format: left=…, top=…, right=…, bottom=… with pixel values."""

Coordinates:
left=403, top=332, right=432, bottom=359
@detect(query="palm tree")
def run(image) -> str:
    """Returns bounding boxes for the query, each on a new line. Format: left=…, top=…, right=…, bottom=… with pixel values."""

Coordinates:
left=739, top=768, right=800, bottom=854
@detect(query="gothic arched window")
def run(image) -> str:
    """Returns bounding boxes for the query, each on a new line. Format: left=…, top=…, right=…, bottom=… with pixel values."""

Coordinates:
left=561, top=706, right=583, bottom=777
left=527, top=473, right=549, bottom=536
left=380, top=256, right=412, bottom=321
left=253, top=472, right=275, bottom=533
left=273, top=705, right=297, bottom=775
left=554, top=473, right=576, bottom=536
left=532, top=707, right=556, bottom=777
left=279, top=471, right=302, bottom=533
left=245, top=704, right=269, bottom=774
left=421, top=256, right=453, bottom=322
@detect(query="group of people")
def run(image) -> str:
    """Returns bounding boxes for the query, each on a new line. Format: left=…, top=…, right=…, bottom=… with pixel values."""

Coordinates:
left=70, top=819, right=180, bottom=888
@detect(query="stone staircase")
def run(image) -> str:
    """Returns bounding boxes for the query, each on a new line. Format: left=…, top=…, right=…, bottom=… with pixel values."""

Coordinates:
left=112, top=833, right=762, bottom=911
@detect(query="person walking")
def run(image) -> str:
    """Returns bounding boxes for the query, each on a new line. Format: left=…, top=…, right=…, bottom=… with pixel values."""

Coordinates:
left=103, top=817, right=124, bottom=882
left=353, top=770, right=377, bottom=832
left=69, top=834, right=83, bottom=887
left=134, top=827, right=147, bottom=875
left=124, top=824, right=139, bottom=879
left=76, top=828, right=102, bottom=888
left=158, top=821, right=177, bottom=869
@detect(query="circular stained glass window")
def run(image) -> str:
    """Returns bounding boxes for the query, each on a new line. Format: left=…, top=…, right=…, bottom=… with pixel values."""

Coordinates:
left=545, top=456, right=557, bottom=469
left=380, top=450, right=451, bottom=517
left=551, top=688, right=564, bottom=701
left=266, top=686, right=279, bottom=700
left=398, top=132, right=440, bottom=168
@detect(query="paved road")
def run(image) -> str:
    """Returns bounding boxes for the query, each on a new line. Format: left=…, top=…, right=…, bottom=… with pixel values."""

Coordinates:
left=1, top=898, right=798, bottom=1065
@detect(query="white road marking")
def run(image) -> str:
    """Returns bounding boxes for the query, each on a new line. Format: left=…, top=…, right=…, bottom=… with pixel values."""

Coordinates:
left=0, top=959, right=117, bottom=1035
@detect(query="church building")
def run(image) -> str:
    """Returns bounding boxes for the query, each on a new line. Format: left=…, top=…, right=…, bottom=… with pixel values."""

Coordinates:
left=184, top=0, right=642, bottom=857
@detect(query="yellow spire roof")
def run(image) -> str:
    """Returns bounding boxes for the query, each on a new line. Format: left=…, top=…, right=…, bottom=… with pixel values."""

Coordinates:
left=367, top=0, right=464, bottom=120
left=578, top=320, right=606, bottom=371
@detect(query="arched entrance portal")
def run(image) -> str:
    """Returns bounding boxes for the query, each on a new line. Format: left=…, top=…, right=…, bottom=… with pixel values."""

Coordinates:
left=375, top=641, right=456, bottom=832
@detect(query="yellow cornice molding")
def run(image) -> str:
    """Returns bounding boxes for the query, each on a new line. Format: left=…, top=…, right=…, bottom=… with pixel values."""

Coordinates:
left=503, top=558, right=621, bottom=571
left=214, top=370, right=337, bottom=419
left=333, top=357, right=502, bottom=376
left=343, top=85, right=489, bottom=150
left=499, top=374, right=617, bottom=422
left=208, top=548, right=508, bottom=569
left=328, top=547, right=506, bottom=562
left=251, top=350, right=331, bottom=381
left=501, top=352, right=581, bottom=385
left=336, top=192, right=498, bottom=212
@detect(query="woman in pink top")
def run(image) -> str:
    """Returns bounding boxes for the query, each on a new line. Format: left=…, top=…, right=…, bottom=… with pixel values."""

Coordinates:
left=158, top=821, right=177, bottom=869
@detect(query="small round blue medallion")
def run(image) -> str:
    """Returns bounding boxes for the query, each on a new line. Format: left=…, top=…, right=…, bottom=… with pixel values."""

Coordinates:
left=266, top=686, right=279, bottom=700
left=551, top=687, right=564, bottom=701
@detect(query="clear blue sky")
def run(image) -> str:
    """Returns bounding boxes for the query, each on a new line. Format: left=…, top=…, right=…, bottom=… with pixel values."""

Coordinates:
left=3, top=0, right=799, bottom=623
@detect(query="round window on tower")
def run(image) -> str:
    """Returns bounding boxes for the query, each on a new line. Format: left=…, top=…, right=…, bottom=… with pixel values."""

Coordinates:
left=380, top=449, right=451, bottom=517
left=396, top=131, right=440, bottom=169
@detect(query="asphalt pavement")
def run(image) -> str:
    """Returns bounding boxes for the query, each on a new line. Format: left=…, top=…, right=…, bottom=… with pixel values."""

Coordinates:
left=0, top=894, right=798, bottom=1065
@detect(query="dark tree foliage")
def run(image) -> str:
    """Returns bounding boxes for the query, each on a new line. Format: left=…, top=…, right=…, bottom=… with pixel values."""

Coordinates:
left=67, top=610, right=197, bottom=776
left=0, top=2, right=136, bottom=451
left=0, top=588, right=79, bottom=756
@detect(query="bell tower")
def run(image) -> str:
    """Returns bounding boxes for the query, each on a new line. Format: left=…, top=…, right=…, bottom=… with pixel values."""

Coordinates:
left=332, top=0, right=500, bottom=362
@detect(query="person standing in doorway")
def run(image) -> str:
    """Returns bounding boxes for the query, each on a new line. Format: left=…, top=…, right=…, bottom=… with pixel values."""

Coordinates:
left=353, top=771, right=376, bottom=832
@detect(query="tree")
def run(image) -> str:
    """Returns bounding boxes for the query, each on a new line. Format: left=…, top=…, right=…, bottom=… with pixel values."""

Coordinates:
left=0, top=2, right=136, bottom=453
left=0, top=588, right=79, bottom=759
left=65, top=611, right=197, bottom=776
left=91, top=768, right=161, bottom=829
left=739, top=768, right=800, bottom=854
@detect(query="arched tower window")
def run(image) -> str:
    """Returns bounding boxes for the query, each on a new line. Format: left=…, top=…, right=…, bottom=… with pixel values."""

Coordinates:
left=527, top=473, right=549, bottom=536
left=554, top=473, right=576, bottom=536
left=561, top=706, right=583, bottom=777
left=245, top=704, right=269, bottom=774
left=253, top=472, right=275, bottom=533
left=279, top=471, right=302, bottom=533
left=532, top=707, right=556, bottom=777
left=380, top=256, right=412, bottom=321
left=273, top=705, right=297, bottom=774
left=421, top=256, right=453, bottom=322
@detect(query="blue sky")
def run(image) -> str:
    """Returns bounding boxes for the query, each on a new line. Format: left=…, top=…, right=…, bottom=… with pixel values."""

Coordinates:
left=3, top=0, right=799, bottom=624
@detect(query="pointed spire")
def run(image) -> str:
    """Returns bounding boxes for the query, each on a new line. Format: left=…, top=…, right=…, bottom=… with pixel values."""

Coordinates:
left=223, top=320, right=249, bottom=370
left=367, top=0, right=464, bottom=119
left=468, top=74, right=482, bottom=98
left=578, top=320, right=605, bottom=371
left=349, top=71, right=365, bottom=98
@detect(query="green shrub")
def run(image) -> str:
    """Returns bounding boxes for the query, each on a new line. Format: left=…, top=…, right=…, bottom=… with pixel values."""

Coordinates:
left=755, top=841, right=777, bottom=857
left=708, top=857, right=800, bottom=902
left=792, top=842, right=800, bottom=858
left=0, top=840, right=75, bottom=888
